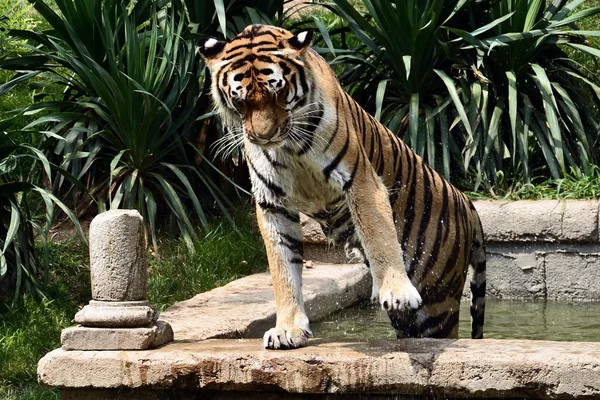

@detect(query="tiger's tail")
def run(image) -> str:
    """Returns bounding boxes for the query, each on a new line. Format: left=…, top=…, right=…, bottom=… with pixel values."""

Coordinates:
left=468, top=202, right=486, bottom=339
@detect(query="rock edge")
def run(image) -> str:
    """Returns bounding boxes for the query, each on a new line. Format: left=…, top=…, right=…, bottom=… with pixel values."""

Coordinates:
left=39, top=338, right=600, bottom=399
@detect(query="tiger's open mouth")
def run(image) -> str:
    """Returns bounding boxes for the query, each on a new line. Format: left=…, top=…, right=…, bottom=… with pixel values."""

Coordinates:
left=247, top=136, right=280, bottom=146
left=246, top=126, right=288, bottom=147
left=247, top=134, right=286, bottom=149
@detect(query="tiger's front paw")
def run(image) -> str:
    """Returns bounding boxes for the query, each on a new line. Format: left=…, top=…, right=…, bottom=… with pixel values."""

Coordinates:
left=378, top=279, right=422, bottom=311
left=263, top=326, right=311, bottom=350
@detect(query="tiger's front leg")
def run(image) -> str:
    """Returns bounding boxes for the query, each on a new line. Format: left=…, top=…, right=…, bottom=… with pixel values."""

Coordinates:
left=256, top=203, right=311, bottom=349
left=346, top=162, right=422, bottom=312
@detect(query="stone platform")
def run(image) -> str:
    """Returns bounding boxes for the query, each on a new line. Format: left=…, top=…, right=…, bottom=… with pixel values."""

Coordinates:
left=38, top=262, right=600, bottom=399
left=160, top=263, right=371, bottom=341
left=39, top=338, right=600, bottom=399
left=38, top=201, right=600, bottom=399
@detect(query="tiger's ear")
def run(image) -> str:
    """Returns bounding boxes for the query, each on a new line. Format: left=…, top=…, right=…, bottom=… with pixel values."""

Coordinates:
left=197, top=37, right=226, bottom=66
left=285, top=30, right=314, bottom=53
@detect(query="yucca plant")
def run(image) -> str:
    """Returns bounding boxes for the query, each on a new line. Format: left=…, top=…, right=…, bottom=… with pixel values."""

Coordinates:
left=0, top=132, right=83, bottom=304
left=451, top=0, right=600, bottom=188
left=1, top=0, right=231, bottom=251
left=0, top=0, right=294, bottom=251
left=322, top=0, right=600, bottom=190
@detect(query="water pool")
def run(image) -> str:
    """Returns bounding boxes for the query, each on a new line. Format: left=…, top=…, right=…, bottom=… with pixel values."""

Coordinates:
left=312, top=299, right=600, bottom=341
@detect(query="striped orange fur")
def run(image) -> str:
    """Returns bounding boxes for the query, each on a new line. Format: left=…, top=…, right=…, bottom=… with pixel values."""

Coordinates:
left=198, top=24, right=486, bottom=349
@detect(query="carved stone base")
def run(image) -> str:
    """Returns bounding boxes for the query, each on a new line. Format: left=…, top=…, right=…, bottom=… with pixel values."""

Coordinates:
left=74, top=300, right=158, bottom=328
left=61, top=320, right=173, bottom=350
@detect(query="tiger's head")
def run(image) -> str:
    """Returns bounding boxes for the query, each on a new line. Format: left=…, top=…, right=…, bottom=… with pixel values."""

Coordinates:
left=197, top=25, right=318, bottom=150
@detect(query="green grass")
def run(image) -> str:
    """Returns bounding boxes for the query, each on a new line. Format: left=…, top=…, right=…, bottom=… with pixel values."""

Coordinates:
left=0, top=0, right=51, bottom=135
left=1, top=67, right=68, bottom=143
left=0, top=210, right=266, bottom=399
left=469, top=165, right=600, bottom=200
left=565, top=0, right=600, bottom=74
left=0, top=0, right=63, bottom=137
left=0, top=71, right=35, bottom=111
left=0, top=240, right=89, bottom=395
left=577, top=0, right=600, bottom=33
left=0, top=70, right=38, bottom=140
left=0, top=297, right=70, bottom=399
left=148, top=211, right=266, bottom=311
left=0, top=385, right=60, bottom=400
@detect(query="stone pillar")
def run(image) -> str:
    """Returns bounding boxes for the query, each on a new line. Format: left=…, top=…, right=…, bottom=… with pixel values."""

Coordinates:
left=61, top=210, right=173, bottom=351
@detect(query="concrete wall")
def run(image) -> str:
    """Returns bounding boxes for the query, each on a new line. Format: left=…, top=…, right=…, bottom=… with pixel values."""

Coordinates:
left=302, top=200, right=600, bottom=301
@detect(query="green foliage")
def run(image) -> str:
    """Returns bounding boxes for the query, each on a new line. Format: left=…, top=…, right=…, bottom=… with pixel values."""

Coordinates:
left=470, top=165, right=600, bottom=200
left=0, top=0, right=41, bottom=58
left=2, top=0, right=222, bottom=251
left=0, top=71, right=37, bottom=137
left=185, top=0, right=285, bottom=37
left=566, top=0, right=600, bottom=72
left=0, top=1, right=56, bottom=133
left=0, top=70, right=34, bottom=113
left=0, top=0, right=289, bottom=252
left=0, top=138, right=84, bottom=304
left=321, top=0, right=600, bottom=189
left=456, top=0, right=600, bottom=188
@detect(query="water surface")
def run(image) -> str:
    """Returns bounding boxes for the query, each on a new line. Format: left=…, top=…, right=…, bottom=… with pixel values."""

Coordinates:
left=312, top=299, right=600, bottom=341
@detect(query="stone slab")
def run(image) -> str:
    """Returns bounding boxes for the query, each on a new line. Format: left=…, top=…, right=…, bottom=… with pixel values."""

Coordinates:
left=160, top=263, right=371, bottom=341
left=560, top=200, right=600, bottom=242
left=74, top=300, right=158, bottom=328
left=58, top=388, right=459, bottom=399
left=301, top=200, right=600, bottom=245
left=39, top=338, right=600, bottom=399
left=473, top=200, right=599, bottom=243
left=61, top=320, right=173, bottom=351
left=460, top=243, right=600, bottom=301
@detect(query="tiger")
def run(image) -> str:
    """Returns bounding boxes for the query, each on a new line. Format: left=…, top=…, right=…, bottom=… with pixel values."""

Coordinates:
left=197, top=24, right=487, bottom=349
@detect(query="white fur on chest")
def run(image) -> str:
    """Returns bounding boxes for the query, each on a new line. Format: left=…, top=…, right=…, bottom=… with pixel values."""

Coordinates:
left=246, top=143, right=343, bottom=213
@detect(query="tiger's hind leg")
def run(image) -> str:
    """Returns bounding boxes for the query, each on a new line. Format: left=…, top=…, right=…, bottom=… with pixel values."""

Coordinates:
left=388, top=301, right=461, bottom=339
left=388, top=309, right=419, bottom=338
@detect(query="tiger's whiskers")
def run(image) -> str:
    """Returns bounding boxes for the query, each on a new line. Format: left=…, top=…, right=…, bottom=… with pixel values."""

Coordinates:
left=212, top=127, right=244, bottom=160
